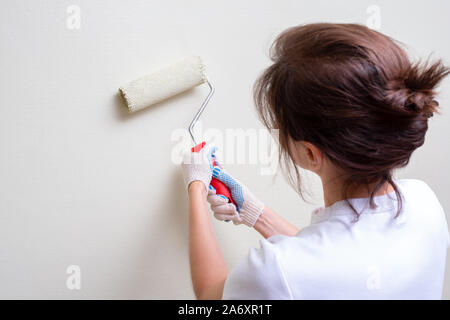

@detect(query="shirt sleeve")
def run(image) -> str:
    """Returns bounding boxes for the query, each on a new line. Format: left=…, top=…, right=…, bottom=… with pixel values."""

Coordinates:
left=222, top=237, right=293, bottom=300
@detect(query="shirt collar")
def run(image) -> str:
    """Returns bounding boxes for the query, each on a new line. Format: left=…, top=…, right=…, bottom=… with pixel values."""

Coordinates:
left=310, top=188, right=400, bottom=224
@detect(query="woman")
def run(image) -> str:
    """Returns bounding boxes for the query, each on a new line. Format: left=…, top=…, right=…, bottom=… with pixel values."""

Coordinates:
left=181, top=23, right=450, bottom=299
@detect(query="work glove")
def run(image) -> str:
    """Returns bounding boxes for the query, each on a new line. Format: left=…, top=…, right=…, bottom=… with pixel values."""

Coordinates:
left=207, top=167, right=264, bottom=227
left=181, top=144, right=217, bottom=192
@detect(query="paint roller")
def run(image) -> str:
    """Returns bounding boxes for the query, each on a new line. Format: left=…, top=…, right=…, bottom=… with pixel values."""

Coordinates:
left=119, top=55, right=236, bottom=206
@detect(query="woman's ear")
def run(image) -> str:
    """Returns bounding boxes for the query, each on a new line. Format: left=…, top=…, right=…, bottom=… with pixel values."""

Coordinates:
left=302, top=141, right=323, bottom=172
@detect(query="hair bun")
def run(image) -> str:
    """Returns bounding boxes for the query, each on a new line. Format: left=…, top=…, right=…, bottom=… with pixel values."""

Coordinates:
left=385, top=81, right=436, bottom=118
left=385, top=60, right=448, bottom=118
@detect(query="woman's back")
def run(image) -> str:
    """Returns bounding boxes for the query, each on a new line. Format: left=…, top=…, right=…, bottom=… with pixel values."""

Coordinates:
left=223, top=179, right=449, bottom=299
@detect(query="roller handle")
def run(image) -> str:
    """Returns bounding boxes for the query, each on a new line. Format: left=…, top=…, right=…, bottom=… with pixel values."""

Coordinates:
left=191, top=142, right=236, bottom=207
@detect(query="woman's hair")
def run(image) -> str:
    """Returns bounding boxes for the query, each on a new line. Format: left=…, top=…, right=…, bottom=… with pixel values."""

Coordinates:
left=254, top=23, right=449, bottom=218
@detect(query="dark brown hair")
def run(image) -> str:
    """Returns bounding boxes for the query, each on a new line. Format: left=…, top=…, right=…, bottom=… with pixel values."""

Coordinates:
left=254, top=23, right=449, bottom=218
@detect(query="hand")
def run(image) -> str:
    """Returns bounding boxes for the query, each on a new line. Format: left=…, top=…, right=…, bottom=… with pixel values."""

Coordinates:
left=181, top=144, right=217, bottom=192
left=207, top=185, right=240, bottom=224
left=208, top=167, right=264, bottom=227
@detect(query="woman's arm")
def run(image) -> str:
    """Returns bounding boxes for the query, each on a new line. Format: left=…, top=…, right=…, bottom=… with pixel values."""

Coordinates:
left=253, top=206, right=299, bottom=238
left=188, top=181, right=228, bottom=300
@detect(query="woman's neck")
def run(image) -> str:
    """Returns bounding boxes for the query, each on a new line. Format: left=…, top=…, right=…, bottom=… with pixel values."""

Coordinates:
left=322, top=177, right=394, bottom=208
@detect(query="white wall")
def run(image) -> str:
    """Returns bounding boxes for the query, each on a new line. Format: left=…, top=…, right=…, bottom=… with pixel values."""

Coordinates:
left=0, top=0, right=449, bottom=299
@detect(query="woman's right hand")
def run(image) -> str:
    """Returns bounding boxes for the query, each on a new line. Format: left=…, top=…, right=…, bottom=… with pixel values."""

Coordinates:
left=207, top=167, right=264, bottom=227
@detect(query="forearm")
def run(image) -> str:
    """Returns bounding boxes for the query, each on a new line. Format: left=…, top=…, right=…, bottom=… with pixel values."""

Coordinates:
left=188, top=181, right=228, bottom=299
left=253, top=206, right=299, bottom=238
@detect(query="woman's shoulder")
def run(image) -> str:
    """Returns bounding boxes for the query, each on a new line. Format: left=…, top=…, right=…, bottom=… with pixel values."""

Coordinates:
left=395, top=178, right=438, bottom=198
left=395, top=178, right=442, bottom=211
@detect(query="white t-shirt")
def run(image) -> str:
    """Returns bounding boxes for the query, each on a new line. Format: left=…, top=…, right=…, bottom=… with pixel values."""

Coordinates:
left=222, top=179, right=450, bottom=299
